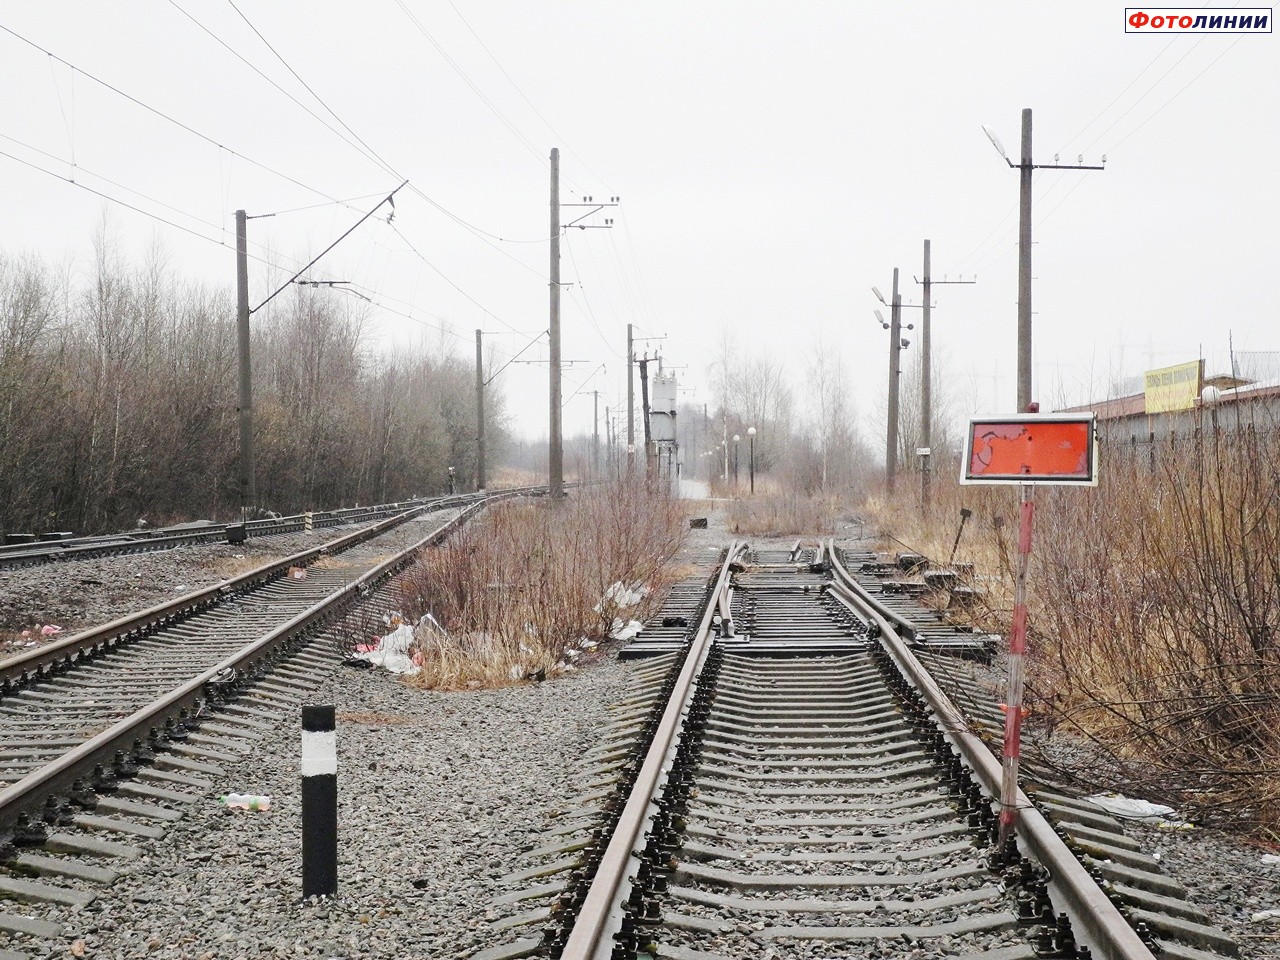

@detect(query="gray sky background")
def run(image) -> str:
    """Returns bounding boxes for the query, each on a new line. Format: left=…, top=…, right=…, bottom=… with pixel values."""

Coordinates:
left=1, top=1, right=1276, bottom=450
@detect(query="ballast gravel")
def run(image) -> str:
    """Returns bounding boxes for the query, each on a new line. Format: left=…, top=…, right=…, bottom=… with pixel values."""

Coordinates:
left=0, top=518, right=419, bottom=647
left=48, top=656, right=639, bottom=960
left=10, top=498, right=1279, bottom=958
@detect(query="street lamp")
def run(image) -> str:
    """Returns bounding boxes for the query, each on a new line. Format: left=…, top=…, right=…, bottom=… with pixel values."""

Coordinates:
left=747, top=426, right=756, bottom=494
left=732, top=435, right=740, bottom=489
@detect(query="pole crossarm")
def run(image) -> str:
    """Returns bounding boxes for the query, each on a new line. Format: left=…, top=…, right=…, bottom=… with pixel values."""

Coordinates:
left=483, top=331, right=549, bottom=387
left=251, top=181, right=408, bottom=315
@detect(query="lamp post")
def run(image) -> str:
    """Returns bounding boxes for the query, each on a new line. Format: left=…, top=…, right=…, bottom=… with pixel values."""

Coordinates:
left=747, top=426, right=756, bottom=494
left=732, top=435, right=740, bottom=490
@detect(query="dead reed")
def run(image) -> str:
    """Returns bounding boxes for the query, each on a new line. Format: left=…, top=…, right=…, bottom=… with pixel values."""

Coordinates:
left=868, top=416, right=1280, bottom=838
left=395, top=479, right=688, bottom=690
left=727, top=494, right=844, bottom=537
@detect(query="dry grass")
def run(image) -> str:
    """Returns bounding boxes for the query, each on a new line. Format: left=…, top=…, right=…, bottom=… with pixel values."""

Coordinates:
left=394, top=479, right=688, bottom=690
left=203, top=554, right=280, bottom=579
left=866, top=419, right=1280, bottom=839
left=727, top=494, right=845, bottom=537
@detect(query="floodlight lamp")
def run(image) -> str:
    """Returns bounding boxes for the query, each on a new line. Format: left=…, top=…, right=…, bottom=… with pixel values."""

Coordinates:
left=982, top=125, right=1008, bottom=160
left=872, top=286, right=886, bottom=304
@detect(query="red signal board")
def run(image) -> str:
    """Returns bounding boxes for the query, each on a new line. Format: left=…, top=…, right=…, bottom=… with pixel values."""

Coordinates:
left=961, top=415, right=1097, bottom=485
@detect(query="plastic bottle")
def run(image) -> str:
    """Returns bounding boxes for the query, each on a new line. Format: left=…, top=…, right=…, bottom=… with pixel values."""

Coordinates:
left=219, top=793, right=271, bottom=811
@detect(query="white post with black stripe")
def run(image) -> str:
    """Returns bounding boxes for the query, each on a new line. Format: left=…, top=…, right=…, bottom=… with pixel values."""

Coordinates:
left=301, top=705, right=337, bottom=898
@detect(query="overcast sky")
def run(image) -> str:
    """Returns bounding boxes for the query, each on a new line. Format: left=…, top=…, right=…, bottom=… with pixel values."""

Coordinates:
left=1, top=1, right=1275, bottom=450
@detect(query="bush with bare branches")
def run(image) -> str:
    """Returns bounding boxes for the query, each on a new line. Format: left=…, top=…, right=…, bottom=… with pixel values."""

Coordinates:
left=866, top=415, right=1280, bottom=838
left=395, top=480, right=688, bottom=689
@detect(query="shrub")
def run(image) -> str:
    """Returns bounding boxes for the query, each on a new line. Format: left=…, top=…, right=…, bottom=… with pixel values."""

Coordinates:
left=395, top=479, right=687, bottom=689
left=866, top=417, right=1280, bottom=838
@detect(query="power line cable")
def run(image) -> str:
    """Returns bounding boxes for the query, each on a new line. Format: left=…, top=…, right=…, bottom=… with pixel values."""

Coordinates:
left=386, top=221, right=527, bottom=334
left=1105, top=38, right=1242, bottom=153
left=443, top=0, right=609, bottom=193
left=1054, top=38, right=1180, bottom=155
left=225, top=0, right=398, bottom=179
left=391, top=0, right=547, bottom=169
left=1079, top=36, right=1209, bottom=154
left=171, top=3, right=554, bottom=313
left=252, top=182, right=407, bottom=313
left=0, top=20, right=350, bottom=205
left=563, top=234, right=625, bottom=358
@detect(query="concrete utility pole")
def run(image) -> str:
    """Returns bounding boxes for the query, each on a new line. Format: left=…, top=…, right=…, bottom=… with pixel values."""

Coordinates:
left=475, top=329, right=485, bottom=491
left=626, top=323, right=635, bottom=471
left=985, top=109, right=1104, bottom=412
left=235, top=209, right=256, bottom=518
left=1016, top=111, right=1033, bottom=414
left=638, top=356, right=653, bottom=478
left=549, top=148, right=564, bottom=499
left=916, top=240, right=975, bottom=504
left=886, top=268, right=902, bottom=494
left=592, top=390, right=600, bottom=475
left=921, top=241, right=932, bottom=502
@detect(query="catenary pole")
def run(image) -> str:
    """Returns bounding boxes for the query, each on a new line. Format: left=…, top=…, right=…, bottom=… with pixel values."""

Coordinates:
left=593, top=390, right=600, bottom=475
left=921, top=240, right=932, bottom=503
left=475, top=329, right=485, bottom=491
left=235, top=209, right=256, bottom=519
left=1017, top=109, right=1033, bottom=413
left=886, top=268, right=902, bottom=494
left=626, top=323, right=635, bottom=472
left=549, top=148, right=564, bottom=498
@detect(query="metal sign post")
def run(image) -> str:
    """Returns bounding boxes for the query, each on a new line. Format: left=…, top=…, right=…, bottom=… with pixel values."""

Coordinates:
left=960, top=413, right=1097, bottom=850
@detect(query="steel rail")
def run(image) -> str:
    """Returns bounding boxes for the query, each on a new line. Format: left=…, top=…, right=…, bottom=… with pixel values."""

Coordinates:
left=0, top=486, right=550, bottom=568
left=559, top=542, right=746, bottom=960
left=826, top=542, right=1157, bottom=960
left=0, top=501, right=426, bottom=684
left=0, top=488, right=546, bottom=685
left=0, top=490, right=524, bottom=832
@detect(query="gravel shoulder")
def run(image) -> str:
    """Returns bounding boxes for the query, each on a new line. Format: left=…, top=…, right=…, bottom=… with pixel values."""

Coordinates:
left=52, top=657, right=641, bottom=960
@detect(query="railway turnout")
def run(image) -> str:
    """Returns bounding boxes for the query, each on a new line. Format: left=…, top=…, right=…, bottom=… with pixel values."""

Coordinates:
left=477, top=542, right=1239, bottom=960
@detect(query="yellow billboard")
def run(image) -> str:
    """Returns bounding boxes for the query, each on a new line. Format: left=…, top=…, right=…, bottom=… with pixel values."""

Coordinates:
left=1143, top=360, right=1203, bottom=414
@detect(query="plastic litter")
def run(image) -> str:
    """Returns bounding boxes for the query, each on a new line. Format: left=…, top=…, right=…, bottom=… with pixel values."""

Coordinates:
left=220, top=793, right=271, bottom=811
left=349, top=623, right=420, bottom=675
left=595, top=582, right=646, bottom=613
left=1086, top=793, right=1178, bottom=822
left=610, top=619, right=643, bottom=642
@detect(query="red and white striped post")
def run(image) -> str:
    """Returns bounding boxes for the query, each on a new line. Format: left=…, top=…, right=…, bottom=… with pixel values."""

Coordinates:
left=962, top=407, right=1097, bottom=854
left=997, top=481, right=1034, bottom=849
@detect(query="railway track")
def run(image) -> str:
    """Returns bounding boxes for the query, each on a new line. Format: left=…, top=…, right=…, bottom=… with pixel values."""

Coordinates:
left=0, top=488, right=541, bottom=957
left=0, top=489, right=523, bottom=570
left=478, top=541, right=1239, bottom=960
